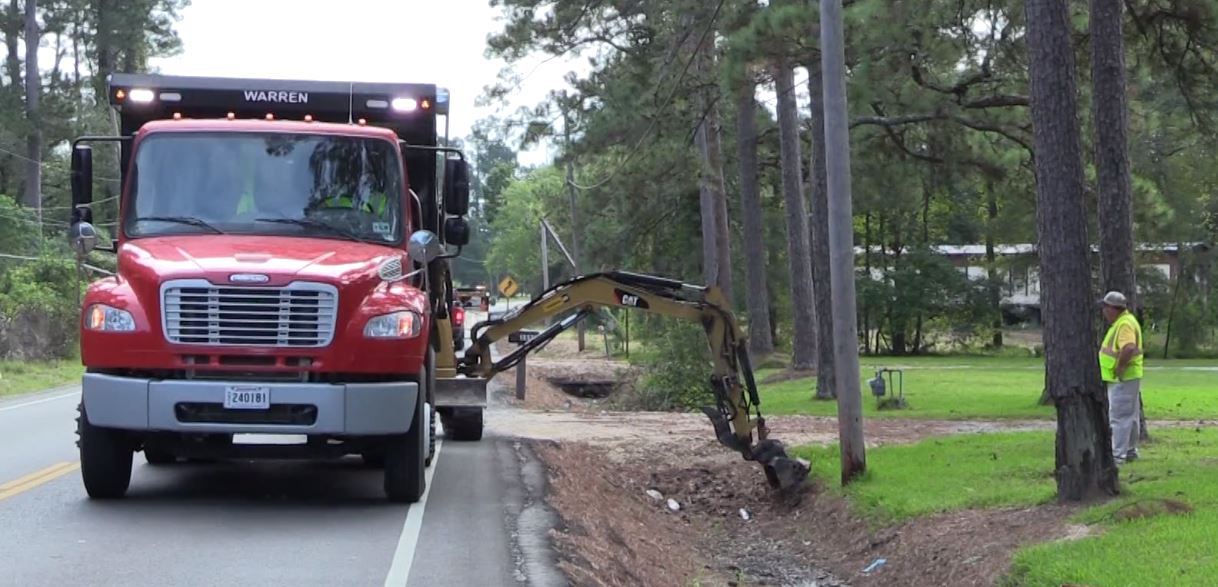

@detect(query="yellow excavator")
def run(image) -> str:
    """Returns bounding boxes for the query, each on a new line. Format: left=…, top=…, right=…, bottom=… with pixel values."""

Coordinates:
left=447, top=271, right=810, bottom=493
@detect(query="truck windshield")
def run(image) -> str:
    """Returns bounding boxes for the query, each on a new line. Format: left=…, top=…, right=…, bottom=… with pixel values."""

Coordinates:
left=125, top=132, right=404, bottom=244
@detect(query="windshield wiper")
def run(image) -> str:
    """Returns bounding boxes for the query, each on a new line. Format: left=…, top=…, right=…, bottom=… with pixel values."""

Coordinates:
left=255, top=217, right=371, bottom=244
left=137, top=216, right=224, bottom=234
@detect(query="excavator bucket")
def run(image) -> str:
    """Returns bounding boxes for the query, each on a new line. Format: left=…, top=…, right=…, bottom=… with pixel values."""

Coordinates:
left=751, top=439, right=810, bottom=493
left=702, top=408, right=810, bottom=492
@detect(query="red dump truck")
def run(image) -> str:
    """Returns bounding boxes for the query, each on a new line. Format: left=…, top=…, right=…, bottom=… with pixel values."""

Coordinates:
left=67, top=74, right=486, bottom=503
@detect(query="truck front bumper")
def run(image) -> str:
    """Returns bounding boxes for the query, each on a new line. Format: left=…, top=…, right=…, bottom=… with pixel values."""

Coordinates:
left=82, top=374, right=419, bottom=435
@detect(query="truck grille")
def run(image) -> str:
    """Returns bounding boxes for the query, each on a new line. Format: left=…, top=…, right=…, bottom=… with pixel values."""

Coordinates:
left=161, top=280, right=338, bottom=347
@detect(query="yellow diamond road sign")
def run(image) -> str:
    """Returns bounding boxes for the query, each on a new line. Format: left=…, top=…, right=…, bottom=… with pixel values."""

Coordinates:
left=498, top=276, right=519, bottom=298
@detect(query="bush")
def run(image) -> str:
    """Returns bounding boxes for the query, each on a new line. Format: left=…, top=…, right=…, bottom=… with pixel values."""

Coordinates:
left=0, top=257, right=81, bottom=360
left=618, top=318, right=713, bottom=411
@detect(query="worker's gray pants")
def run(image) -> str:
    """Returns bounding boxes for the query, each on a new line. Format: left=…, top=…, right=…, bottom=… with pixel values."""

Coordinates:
left=1108, top=379, right=1142, bottom=459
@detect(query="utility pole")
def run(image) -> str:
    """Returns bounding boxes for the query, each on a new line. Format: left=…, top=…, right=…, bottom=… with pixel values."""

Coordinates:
left=24, top=0, right=42, bottom=231
left=820, top=0, right=866, bottom=485
left=563, top=105, right=586, bottom=351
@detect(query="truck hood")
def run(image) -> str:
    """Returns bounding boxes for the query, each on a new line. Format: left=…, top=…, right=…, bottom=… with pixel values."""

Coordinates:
left=117, top=234, right=408, bottom=286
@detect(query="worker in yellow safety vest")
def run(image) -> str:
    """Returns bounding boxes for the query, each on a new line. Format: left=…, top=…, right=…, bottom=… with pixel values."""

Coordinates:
left=1098, top=290, right=1144, bottom=465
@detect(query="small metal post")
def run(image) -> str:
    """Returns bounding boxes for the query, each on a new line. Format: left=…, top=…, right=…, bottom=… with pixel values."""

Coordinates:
left=516, top=354, right=527, bottom=400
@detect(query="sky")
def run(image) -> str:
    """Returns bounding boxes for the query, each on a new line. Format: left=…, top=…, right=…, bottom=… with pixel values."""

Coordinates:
left=149, top=0, right=581, bottom=166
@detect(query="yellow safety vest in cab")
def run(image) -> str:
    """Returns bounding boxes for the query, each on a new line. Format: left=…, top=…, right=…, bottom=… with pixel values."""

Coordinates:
left=321, top=193, right=389, bottom=214
left=1099, top=311, right=1143, bottom=382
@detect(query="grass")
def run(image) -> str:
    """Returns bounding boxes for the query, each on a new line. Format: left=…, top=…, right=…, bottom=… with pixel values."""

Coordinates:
left=793, top=431, right=1058, bottom=524
left=0, top=357, right=83, bottom=398
left=793, top=428, right=1218, bottom=586
left=757, top=355, right=1218, bottom=420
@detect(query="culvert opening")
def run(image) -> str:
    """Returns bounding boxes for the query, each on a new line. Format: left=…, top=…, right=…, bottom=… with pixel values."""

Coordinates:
left=548, top=379, right=618, bottom=399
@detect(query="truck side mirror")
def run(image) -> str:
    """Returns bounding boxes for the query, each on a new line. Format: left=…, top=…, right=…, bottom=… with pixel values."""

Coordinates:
left=444, top=217, right=470, bottom=247
left=71, top=145, right=94, bottom=210
left=443, top=159, right=470, bottom=217
left=69, top=220, right=99, bottom=255
left=407, top=230, right=444, bottom=264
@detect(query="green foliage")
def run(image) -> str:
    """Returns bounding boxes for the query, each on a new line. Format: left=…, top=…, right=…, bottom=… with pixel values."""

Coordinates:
left=0, top=356, right=84, bottom=398
left=0, top=254, right=81, bottom=360
left=622, top=318, right=714, bottom=411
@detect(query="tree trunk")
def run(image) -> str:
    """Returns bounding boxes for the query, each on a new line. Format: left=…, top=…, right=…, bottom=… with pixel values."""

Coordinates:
left=693, top=31, right=734, bottom=306
left=3, top=0, right=19, bottom=89
left=775, top=62, right=817, bottom=370
left=821, top=0, right=866, bottom=485
left=1090, top=0, right=1146, bottom=442
left=986, top=186, right=1004, bottom=348
left=23, top=0, right=40, bottom=223
left=1026, top=0, right=1119, bottom=501
left=863, top=212, right=873, bottom=355
left=734, top=80, right=774, bottom=357
left=92, top=0, right=114, bottom=102
left=806, top=54, right=836, bottom=399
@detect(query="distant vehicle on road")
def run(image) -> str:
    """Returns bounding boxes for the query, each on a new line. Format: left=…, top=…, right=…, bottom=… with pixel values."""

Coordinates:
left=455, top=285, right=491, bottom=311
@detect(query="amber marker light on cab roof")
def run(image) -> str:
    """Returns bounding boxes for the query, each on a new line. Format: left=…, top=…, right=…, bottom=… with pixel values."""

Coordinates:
left=226, top=112, right=236, bottom=120
left=304, top=114, right=314, bottom=122
left=114, top=89, right=126, bottom=100
left=357, top=118, right=367, bottom=126
left=172, top=112, right=182, bottom=120
left=265, top=113, right=275, bottom=120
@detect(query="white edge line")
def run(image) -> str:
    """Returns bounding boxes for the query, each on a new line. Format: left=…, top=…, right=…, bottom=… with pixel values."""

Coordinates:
left=383, top=440, right=443, bottom=587
left=0, top=391, right=79, bottom=414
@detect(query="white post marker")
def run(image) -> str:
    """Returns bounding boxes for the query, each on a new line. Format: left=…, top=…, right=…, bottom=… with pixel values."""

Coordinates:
left=383, top=441, right=444, bottom=587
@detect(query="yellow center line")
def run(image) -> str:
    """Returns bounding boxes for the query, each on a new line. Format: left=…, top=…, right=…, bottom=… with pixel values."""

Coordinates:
left=0, top=461, right=81, bottom=501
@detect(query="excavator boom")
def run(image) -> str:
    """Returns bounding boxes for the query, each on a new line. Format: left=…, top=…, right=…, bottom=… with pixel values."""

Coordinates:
left=459, top=271, right=809, bottom=492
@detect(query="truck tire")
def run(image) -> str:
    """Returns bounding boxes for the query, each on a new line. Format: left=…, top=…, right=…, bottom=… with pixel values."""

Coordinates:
left=361, top=449, right=386, bottom=468
left=442, top=408, right=483, bottom=442
left=384, top=369, right=429, bottom=503
left=77, top=403, right=133, bottom=499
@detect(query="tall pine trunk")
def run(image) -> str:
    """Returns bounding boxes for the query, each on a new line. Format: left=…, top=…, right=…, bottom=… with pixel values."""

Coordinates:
left=986, top=186, right=1004, bottom=348
left=23, top=0, right=40, bottom=221
left=775, top=62, right=817, bottom=370
left=807, top=53, right=836, bottom=398
left=1090, top=0, right=1147, bottom=441
left=3, top=0, right=19, bottom=89
left=693, top=26, right=734, bottom=305
left=735, top=80, right=774, bottom=357
left=1026, top=0, right=1120, bottom=501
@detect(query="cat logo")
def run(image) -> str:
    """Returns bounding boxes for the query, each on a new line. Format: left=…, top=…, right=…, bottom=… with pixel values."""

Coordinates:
left=615, top=289, right=649, bottom=309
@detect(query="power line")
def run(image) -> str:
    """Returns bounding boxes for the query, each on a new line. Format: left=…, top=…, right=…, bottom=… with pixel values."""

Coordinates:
left=0, top=145, right=122, bottom=183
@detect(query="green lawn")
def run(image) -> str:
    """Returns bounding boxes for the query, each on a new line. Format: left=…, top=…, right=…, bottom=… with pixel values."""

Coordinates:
left=795, top=428, right=1218, bottom=586
left=0, top=358, right=83, bottom=398
left=759, top=356, right=1218, bottom=420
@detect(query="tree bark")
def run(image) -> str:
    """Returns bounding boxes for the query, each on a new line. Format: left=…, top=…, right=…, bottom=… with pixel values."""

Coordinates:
left=775, top=62, right=818, bottom=370
left=1026, top=0, right=1119, bottom=501
left=807, top=54, right=836, bottom=399
left=692, top=26, right=734, bottom=306
left=3, top=0, right=19, bottom=89
left=821, top=0, right=866, bottom=485
left=986, top=186, right=1004, bottom=347
left=1090, top=0, right=1147, bottom=441
left=23, top=0, right=41, bottom=224
left=734, top=80, right=775, bottom=357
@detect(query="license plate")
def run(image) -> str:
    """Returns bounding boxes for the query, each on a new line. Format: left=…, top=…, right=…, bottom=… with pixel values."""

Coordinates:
left=224, top=385, right=271, bottom=410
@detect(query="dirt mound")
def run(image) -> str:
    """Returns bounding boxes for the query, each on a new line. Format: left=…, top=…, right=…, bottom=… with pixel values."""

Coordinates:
left=535, top=442, right=726, bottom=587
left=1110, top=498, right=1193, bottom=522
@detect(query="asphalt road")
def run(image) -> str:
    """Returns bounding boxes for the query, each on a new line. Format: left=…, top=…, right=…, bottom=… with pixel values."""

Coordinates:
left=0, top=300, right=565, bottom=587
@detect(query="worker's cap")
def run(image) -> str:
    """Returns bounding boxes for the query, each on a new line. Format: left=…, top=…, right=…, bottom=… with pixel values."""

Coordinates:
left=1100, top=291, right=1128, bottom=308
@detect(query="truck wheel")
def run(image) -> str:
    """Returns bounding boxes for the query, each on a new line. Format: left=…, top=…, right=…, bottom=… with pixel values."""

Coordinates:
left=442, top=408, right=483, bottom=442
left=143, top=446, right=177, bottom=465
left=77, top=403, right=133, bottom=499
left=384, top=370, right=429, bottom=503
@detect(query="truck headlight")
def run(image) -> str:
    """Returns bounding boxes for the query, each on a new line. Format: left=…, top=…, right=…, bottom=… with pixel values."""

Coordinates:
left=364, top=311, right=423, bottom=339
left=85, top=304, right=136, bottom=332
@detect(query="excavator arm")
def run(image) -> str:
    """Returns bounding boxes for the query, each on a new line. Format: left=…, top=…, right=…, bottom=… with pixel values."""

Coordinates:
left=459, top=271, right=809, bottom=492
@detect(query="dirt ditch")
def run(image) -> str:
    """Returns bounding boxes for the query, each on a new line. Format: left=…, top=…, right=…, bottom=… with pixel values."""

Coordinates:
left=483, top=348, right=1091, bottom=586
